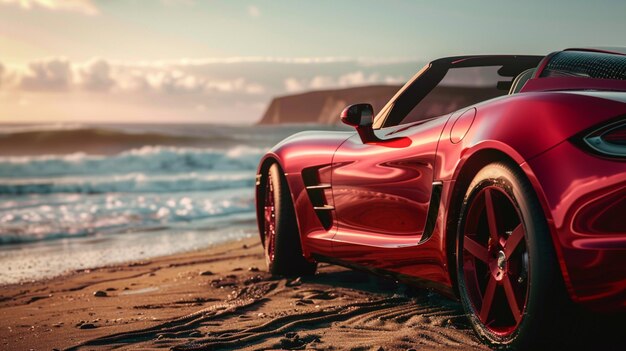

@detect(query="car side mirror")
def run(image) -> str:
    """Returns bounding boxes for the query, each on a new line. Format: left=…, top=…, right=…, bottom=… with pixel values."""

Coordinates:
left=340, top=103, right=381, bottom=143
left=340, top=103, right=374, bottom=127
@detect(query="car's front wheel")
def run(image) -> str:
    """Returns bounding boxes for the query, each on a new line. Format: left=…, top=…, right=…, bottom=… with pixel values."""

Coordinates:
left=456, top=162, right=566, bottom=350
left=262, top=163, right=317, bottom=276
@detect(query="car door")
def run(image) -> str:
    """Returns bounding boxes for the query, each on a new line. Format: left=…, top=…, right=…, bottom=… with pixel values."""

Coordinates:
left=330, top=117, right=447, bottom=267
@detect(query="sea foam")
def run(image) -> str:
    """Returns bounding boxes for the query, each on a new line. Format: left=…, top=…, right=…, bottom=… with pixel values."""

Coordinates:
left=0, top=145, right=264, bottom=178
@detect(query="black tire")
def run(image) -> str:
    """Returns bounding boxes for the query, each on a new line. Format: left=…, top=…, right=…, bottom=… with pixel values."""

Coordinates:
left=262, top=163, right=317, bottom=276
left=455, top=162, right=567, bottom=350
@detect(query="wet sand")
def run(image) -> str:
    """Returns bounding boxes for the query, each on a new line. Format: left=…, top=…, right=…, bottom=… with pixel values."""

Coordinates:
left=0, top=237, right=490, bottom=350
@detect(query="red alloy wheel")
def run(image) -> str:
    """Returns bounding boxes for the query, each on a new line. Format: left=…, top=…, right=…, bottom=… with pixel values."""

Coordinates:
left=263, top=171, right=276, bottom=263
left=461, top=185, right=529, bottom=336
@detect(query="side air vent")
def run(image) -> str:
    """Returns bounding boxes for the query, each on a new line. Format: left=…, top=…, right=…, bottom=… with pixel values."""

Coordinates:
left=302, top=166, right=334, bottom=230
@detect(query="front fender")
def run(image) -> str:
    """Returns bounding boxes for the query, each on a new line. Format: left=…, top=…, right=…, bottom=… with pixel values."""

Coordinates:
left=255, top=130, right=352, bottom=257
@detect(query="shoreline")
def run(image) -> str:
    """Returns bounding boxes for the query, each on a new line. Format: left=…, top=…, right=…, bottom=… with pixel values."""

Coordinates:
left=0, top=230, right=254, bottom=288
left=0, top=217, right=258, bottom=286
left=0, top=236, right=487, bottom=350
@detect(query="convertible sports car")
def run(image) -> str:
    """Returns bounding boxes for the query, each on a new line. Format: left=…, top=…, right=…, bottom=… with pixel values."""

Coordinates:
left=255, top=48, right=626, bottom=350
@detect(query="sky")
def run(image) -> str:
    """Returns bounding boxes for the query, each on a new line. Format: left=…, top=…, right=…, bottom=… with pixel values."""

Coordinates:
left=0, top=0, right=625, bottom=124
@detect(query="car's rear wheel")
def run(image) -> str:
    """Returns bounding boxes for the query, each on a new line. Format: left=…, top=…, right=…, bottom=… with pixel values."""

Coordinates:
left=456, top=162, right=566, bottom=350
left=262, top=163, right=316, bottom=276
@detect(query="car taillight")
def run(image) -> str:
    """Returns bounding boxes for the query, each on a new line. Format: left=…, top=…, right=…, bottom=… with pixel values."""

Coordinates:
left=583, top=120, right=626, bottom=157
left=601, top=126, right=626, bottom=145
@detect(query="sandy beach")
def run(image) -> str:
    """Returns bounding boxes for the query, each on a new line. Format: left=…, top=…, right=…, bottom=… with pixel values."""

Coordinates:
left=0, top=237, right=489, bottom=351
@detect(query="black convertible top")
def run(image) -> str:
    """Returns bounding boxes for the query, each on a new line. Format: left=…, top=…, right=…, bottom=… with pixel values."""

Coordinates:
left=373, top=55, right=542, bottom=128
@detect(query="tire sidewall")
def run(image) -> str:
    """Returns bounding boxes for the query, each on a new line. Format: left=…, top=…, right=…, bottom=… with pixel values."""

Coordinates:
left=456, top=163, right=557, bottom=349
left=266, top=163, right=287, bottom=272
left=264, top=163, right=316, bottom=276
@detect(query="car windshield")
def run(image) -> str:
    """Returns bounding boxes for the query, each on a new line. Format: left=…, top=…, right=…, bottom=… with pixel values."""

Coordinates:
left=398, top=66, right=507, bottom=125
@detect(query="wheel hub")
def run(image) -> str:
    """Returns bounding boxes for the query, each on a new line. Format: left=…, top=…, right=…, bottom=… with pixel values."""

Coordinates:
left=496, top=250, right=507, bottom=270
left=489, top=247, right=508, bottom=281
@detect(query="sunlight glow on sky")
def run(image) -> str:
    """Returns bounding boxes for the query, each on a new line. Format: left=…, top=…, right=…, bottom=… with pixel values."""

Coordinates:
left=0, top=0, right=625, bottom=124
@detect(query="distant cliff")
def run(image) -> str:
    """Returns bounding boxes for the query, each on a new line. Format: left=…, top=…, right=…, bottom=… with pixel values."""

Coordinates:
left=257, top=84, right=502, bottom=125
left=257, top=85, right=401, bottom=125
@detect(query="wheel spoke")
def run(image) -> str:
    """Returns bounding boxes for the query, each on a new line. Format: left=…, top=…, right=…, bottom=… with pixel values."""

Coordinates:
left=264, top=206, right=271, bottom=223
left=503, top=276, right=522, bottom=323
left=484, top=189, right=500, bottom=243
left=464, top=236, right=489, bottom=263
left=480, top=276, right=497, bottom=322
left=504, top=224, right=524, bottom=257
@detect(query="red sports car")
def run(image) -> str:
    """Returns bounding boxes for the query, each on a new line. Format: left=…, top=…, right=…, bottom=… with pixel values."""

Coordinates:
left=255, top=48, right=626, bottom=350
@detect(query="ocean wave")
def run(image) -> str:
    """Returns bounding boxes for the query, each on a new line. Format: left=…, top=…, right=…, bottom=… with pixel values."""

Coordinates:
left=0, top=172, right=254, bottom=195
left=0, top=189, right=255, bottom=245
left=0, top=126, right=246, bottom=156
left=0, top=145, right=264, bottom=178
left=0, top=123, right=86, bottom=134
left=0, top=125, right=276, bottom=247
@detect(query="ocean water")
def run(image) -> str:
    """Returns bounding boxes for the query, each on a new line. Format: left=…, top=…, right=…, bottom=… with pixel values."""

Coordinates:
left=0, top=123, right=342, bottom=284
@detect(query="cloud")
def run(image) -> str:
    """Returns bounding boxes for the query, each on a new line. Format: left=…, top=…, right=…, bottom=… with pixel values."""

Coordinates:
left=2, top=57, right=416, bottom=97
left=123, top=69, right=265, bottom=95
left=338, top=71, right=378, bottom=87
left=0, top=56, right=415, bottom=123
left=284, top=71, right=405, bottom=92
left=383, top=75, right=406, bottom=84
left=2, top=57, right=418, bottom=96
left=78, top=59, right=115, bottom=91
left=2, top=58, right=271, bottom=96
left=19, top=57, right=73, bottom=91
left=144, top=69, right=203, bottom=94
left=204, top=78, right=265, bottom=94
left=247, top=5, right=260, bottom=17
left=309, top=76, right=335, bottom=90
left=0, top=56, right=420, bottom=123
left=283, top=78, right=304, bottom=93
left=0, top=0, right=99, bottom=15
